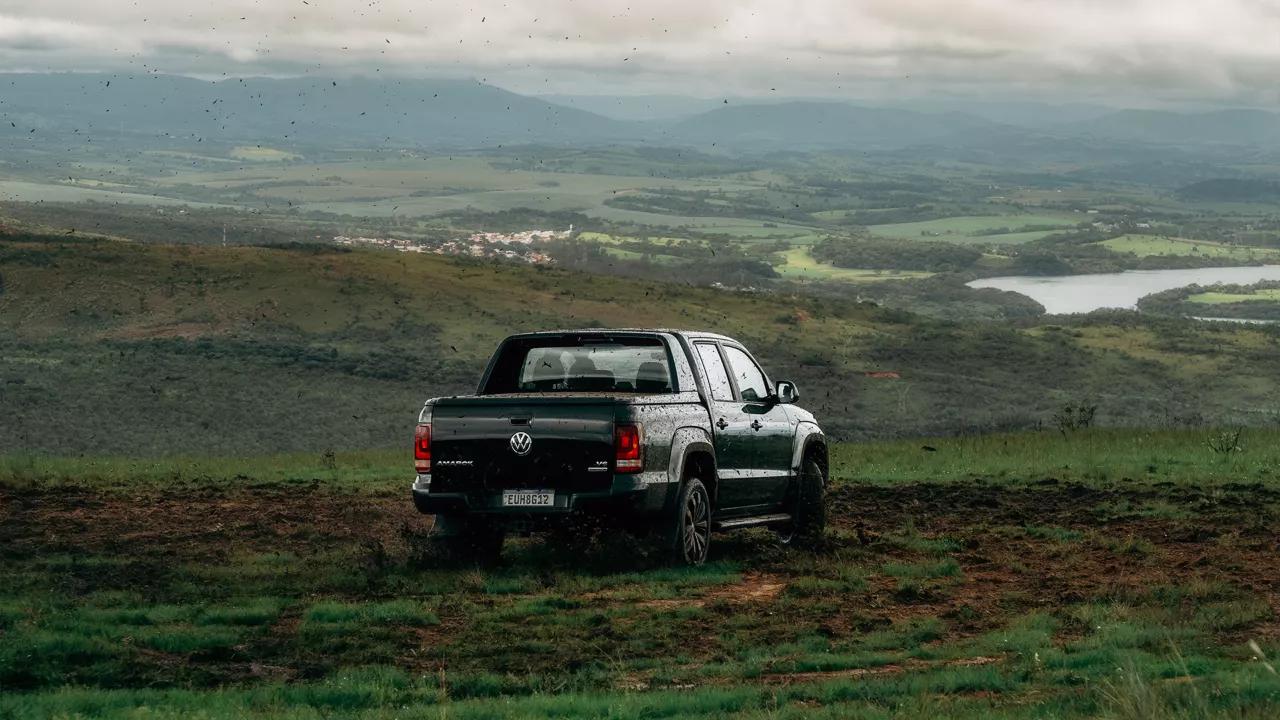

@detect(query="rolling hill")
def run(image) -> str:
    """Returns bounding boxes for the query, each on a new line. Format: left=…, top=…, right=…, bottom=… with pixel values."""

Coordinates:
left=3, top=229, right=1279, bottom=455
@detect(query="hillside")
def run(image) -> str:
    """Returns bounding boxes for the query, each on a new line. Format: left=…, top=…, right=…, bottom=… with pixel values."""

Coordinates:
left=666, top=102, right=996, bottom=150
left=3, top=231, right=1280, bottom=455
left=1177, top=178, right=1280, bottom=202
left=1075, top=108, right=1280, bottom=146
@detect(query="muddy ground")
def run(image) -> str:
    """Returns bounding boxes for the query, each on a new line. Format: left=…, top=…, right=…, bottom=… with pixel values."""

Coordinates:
left=5, top=480, right=1279, bottom=626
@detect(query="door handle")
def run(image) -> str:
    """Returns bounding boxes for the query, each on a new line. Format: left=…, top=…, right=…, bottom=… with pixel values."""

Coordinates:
left=716, top=417, right=728, bottom=430
left=750, top=420, right=762, bottom=431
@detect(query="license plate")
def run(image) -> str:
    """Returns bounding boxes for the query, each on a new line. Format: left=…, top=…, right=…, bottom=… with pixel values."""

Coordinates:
left=501, top=490, right=554, bottom=507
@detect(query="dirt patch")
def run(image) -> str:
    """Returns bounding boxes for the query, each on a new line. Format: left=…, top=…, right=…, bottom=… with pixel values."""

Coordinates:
left=758, top=655, right=1002, bottom=686
left=0, top=484, right=426, bottom=566
left=705, top=571, right=787, bottom=604
left=813, top=482, right=1280, bottom=638
left=105, top=321, right=228, bottom=341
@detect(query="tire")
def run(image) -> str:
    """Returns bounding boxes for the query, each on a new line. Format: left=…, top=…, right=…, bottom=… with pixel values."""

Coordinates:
left=669, top=478, right=712, bottom=566
left=430, top=515, right=506, bottom=566
left=777, top=459, right=826, bottom=548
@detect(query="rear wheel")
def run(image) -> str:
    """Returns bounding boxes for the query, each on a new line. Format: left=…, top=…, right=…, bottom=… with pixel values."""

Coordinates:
left=669, top=478, right=711, bottom=566
left=777, top=458, right=826, bottom=548
left=430, top=515, right=506, bottom=565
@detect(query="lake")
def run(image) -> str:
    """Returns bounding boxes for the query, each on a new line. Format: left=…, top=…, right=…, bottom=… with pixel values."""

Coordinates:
left=967, top=266, right=1280, bottom=315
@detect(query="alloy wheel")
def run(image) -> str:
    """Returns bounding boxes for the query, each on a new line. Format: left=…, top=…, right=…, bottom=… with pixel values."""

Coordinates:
left=683, top=484, right=710, bottom=564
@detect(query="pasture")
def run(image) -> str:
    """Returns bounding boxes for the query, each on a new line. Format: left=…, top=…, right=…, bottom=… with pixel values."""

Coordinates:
left=774, top=247, right=934, bottom=282
left=0, top=180, right=225, bottom=208
left=1102, top=235, right=1280, bottom=260
left=1188, top=288, right=1280, bottom=304
left=152, top=156, right=774, bottom=226
left=868, top=214, right=1077, bottom=244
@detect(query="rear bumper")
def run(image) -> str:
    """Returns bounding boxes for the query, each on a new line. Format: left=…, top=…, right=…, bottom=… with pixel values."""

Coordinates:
left=411, top=472, right=667, bottom=516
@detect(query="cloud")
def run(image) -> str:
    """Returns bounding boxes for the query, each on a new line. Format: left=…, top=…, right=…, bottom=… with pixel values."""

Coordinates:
left=3, top=0, right=1280, bottom=105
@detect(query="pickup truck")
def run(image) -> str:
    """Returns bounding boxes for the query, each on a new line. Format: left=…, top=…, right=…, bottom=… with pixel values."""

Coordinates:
left=412, top=329, right=827, bottom=565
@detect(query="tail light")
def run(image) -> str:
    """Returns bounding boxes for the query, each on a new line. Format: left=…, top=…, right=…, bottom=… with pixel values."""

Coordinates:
left=414, top=423, right=431, bottom=473
left=615, top=423, right=642, bottom=473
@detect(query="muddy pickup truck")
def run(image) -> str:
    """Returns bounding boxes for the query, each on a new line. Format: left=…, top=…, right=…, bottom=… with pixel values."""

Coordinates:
left=412, top=329, right=827, bottom=565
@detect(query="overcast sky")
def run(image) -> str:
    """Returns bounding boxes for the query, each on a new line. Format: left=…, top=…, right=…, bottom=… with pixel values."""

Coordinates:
left=3, top=0, right=1280, bottom=106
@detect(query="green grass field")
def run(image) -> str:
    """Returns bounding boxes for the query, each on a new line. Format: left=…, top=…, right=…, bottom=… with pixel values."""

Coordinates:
left=6, top=428, right=1279, bottom=493
left=1102, top=235, right=1280, bottom=260
left=774, top=247, right=934, bottom=282
left=868, top=214, right=1077, bottom=244
left=4, top=429, right=1280, bottom=718
left=1188, top=288, right=1280, bottom=304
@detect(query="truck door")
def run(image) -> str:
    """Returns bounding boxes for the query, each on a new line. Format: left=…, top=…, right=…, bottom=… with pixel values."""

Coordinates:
left=693, top=341, right=756, bottom=512
left=722, top=344, right=795, bottom=508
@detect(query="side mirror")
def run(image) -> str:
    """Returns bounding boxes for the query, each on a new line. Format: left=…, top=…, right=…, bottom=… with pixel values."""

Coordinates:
left=775, top=380, right=799, bottom=404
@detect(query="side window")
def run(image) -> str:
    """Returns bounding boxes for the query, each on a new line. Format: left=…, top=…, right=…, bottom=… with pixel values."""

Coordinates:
left=724, top=346, right=769, bottom=402
left=695, top=343, right=734, bottom=402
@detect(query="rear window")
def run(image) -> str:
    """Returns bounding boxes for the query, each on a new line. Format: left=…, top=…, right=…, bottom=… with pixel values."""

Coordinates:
left=483, top=336, right=674, bottom=394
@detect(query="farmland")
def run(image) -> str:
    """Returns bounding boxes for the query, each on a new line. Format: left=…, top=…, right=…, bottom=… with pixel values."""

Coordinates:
left=1102, top=235, right=1280, bottom=261
left=3, top=428, right=1280, bottom=719
left=8, top=135, right=1280, bottom=302
left=867, top=214, right=1079, bottom=244
left=774, top=247, right=934, bottom=282
left=1189, top=288, right=1280, bottom=304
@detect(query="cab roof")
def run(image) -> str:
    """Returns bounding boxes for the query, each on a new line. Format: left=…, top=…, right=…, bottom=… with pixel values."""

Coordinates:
left=504, top=328, right=738, bottom=343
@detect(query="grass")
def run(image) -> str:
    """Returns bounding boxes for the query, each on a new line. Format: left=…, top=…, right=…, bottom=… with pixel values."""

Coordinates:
left=157, top=155, right=763, bottom=224
left=4, top=427, right=1280, bottom=497
left=0, top=179, right=226, bottom=207
left=6, top=427, right=1280, bottom=494
left=774, top=247, right=934, bottom=282
left=1102, top=234, right=1280, bottom=260
left=1188, top=288, right=1280, bottom=304
left=3, top=452, right=1280, bottom=717
left=830, top=427, right=1280, bottom=486
left=868, top=214, right=1076, bottom=243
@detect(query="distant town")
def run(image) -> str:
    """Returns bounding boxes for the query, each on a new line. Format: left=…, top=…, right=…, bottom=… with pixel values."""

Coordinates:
left=333, top=227, right=568, bottom=265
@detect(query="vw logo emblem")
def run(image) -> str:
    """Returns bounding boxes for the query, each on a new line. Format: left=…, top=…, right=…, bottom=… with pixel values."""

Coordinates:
left=509, top=431, right=533, bottom=456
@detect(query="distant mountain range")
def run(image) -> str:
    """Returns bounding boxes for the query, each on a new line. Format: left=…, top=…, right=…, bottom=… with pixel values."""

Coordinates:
left=0, top=73, right=639, bottom=148
left=661, top=101, right=995, bottom=150
left=1074, top=109, right=1280, bottom=146
left=3, top=72, right=1280, bottom=153
left=536, top=94, right=728, bottom=121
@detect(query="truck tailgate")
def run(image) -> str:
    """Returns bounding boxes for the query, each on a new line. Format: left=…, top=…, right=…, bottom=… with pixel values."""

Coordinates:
left=430, top=396, right=620, bottom=493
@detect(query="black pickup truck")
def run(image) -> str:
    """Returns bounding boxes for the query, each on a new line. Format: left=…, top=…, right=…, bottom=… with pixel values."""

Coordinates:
left=412, top=329, right=827, bottom=565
